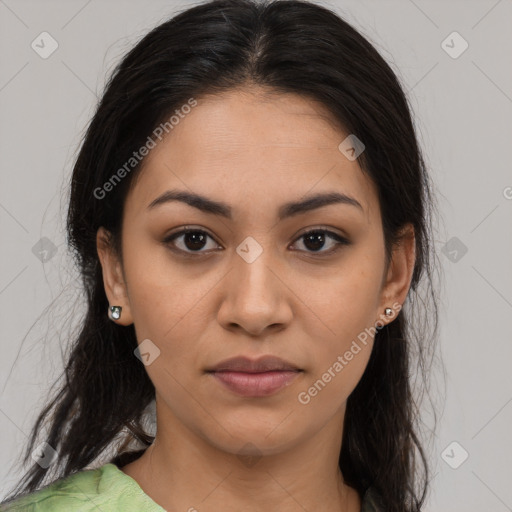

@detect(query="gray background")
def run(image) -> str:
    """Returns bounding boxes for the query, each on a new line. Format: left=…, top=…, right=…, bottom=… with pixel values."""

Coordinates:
left=1, top=0, right=511, bottom=510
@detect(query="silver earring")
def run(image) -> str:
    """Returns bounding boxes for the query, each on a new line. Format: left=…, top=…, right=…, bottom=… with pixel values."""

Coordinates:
left=109, top=305, right=122, bottom=320
left=384, top=307, right=393, bottom=317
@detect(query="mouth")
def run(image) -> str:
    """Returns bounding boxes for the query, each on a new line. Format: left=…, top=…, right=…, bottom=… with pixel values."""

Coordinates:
left=206, top=355, right=301, bottom=373
left=205, top=355, right=303, bottom=397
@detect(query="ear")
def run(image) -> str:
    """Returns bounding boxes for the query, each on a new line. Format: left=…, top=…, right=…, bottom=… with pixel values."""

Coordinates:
left=96, top=227, right=134, bottom=326
left=376, top=223, right=416, bottom=325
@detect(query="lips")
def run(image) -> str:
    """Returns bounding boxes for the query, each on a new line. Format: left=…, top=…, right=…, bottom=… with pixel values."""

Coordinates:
left=206, top=355, right=303, bottom=397
left=206, top=355, right=301, bottom=373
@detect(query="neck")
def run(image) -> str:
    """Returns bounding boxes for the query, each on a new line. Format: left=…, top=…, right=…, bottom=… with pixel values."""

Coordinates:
left=120, top=401, right=361, bottom=511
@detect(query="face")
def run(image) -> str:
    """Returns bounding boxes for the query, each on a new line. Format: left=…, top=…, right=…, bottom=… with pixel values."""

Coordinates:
left=97, top=86, right=414, bottom=458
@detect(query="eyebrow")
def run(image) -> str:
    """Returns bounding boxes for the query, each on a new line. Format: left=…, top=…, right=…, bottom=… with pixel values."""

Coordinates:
left=146, top=189, right=364, bottom=220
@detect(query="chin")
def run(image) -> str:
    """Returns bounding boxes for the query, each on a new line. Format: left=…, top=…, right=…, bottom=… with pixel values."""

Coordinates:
left=204, top=423, right=303, bottom=459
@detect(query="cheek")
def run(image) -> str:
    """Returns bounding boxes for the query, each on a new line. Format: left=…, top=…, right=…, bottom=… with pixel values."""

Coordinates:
left=122, top=251, right=221, bottom=394
left=294, top=260, right=380, bottom=406
left=296, top=262, right=381, bottom=345
left=297, top=339, right=373, bottom=414
left=121, top=235, right=207, bottom=339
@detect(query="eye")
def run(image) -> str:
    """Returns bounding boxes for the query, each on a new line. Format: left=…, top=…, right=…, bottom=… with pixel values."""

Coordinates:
left=163, top=227, right=350, bottom=257
left=163, top=228, right=220, bottom=255
left=290, top=228, right=350, bottom=255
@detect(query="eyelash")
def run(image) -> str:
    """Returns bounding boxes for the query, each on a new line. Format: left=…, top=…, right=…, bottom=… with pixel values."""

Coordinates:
left=162, top=227, right=350, bottom=258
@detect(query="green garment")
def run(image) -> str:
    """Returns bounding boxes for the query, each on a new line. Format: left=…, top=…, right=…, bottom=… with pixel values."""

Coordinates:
left=1, top=464, right=165, bottom=512
left=1, top=463, right=383, bottom=511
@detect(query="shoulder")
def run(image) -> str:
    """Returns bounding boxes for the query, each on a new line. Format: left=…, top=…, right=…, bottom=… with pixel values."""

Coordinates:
left=0, top=463, right=163, bottom=511
left=0, top=464, right=110, bottom=511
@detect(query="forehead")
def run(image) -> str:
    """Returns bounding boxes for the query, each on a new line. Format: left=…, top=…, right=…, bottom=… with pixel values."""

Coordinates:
left=125, top=87, right=379, bottom=224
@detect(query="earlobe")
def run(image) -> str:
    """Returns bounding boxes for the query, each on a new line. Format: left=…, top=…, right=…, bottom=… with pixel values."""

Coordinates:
left=108, top=305, right=123, bottom=321
left=96, top=227, right=134, bottom=326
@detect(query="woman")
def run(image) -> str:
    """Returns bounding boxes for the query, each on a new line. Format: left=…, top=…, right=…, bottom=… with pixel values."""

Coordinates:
left=1, top=0, right=442, bottom=510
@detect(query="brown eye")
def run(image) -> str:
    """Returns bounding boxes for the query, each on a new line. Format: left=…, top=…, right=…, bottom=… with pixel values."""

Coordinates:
left=163, top=229, right=220, bottom=255
left=291, top=229, right=350, bottom=255
left=163, top=227, right=350, bottom=258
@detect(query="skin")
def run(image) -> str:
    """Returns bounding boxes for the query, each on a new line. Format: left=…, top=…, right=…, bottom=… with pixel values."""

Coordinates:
left=97, top=85, right=415, bottom=512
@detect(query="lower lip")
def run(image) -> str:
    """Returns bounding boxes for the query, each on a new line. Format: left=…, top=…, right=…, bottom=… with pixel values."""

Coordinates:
left=209, top=370, right=301, bottom=397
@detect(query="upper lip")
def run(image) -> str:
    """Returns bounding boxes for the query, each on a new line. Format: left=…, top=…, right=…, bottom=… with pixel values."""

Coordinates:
left=207, top=355, right=301, bottom=373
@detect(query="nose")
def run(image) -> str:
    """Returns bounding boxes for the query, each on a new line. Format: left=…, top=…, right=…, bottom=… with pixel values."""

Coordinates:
left=216, top=242, right=293, bottom=337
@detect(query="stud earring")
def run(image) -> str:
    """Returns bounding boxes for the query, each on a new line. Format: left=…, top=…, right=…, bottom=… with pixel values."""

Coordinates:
left=384, top=307, right=393, bottom=317
left=109, top=305, right=122, bottom=320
